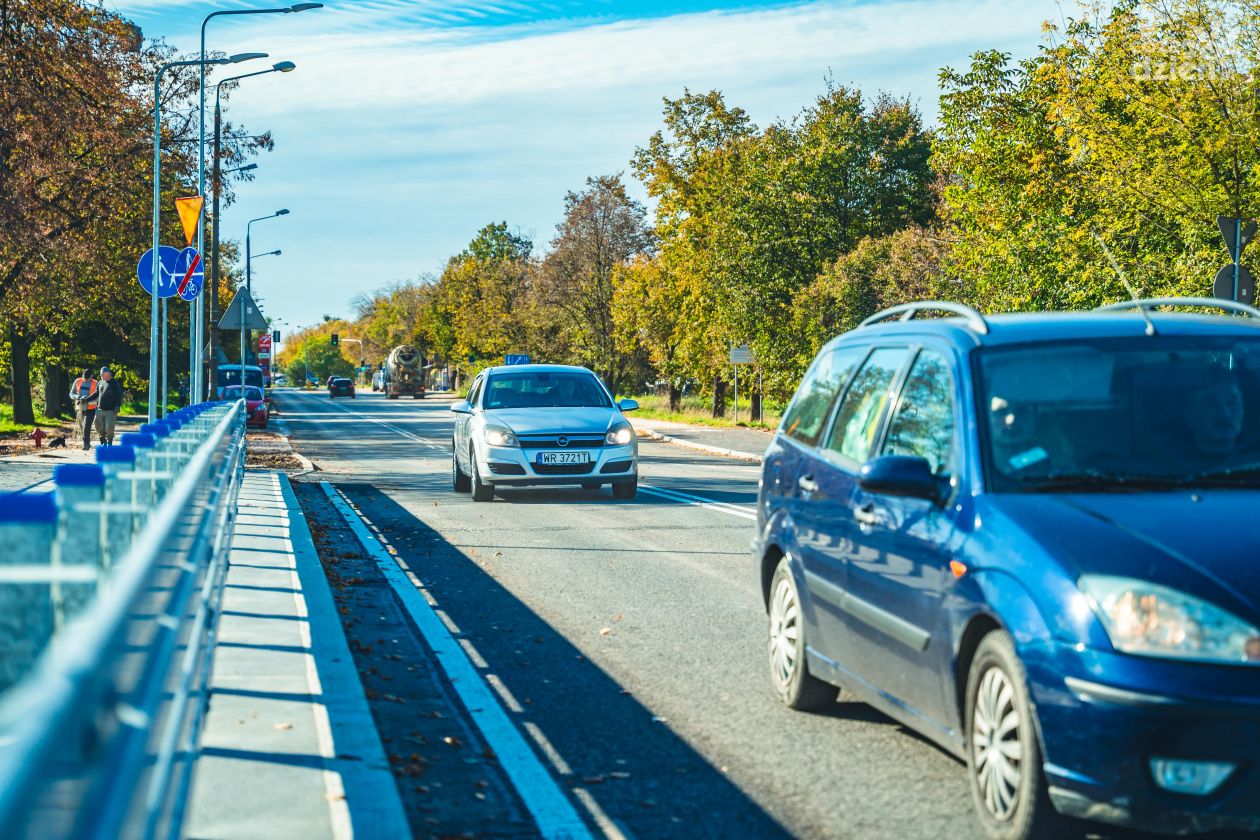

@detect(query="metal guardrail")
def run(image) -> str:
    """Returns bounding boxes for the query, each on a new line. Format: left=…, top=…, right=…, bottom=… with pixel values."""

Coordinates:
left=0, top=400, right=246, bottom=840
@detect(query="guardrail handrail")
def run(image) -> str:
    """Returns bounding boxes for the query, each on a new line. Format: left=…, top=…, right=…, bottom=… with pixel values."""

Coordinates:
left=0, top=399, right=246, bottom=840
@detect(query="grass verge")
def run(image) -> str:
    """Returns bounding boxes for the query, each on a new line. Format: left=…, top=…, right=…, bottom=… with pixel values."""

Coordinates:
left=628, top=394, right=782, bottom=430
left=0, top=404, right=71, bottom=435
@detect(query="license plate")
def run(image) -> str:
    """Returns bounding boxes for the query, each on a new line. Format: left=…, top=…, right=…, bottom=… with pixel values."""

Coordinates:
left=537, top=451, right=589, bottom=465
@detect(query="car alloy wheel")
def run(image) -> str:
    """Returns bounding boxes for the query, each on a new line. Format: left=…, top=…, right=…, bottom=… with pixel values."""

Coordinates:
left=972, top=666, right=1022, bottom=821
left=452, top=442, right=471, bottom=492
left=964, top=630, right=1061, bottom=840
left=766, top=559, right=834, bottom=710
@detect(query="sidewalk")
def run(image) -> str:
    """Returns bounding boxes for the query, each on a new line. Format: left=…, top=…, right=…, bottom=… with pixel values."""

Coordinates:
left=629, top=416, right=772, bottom=462
left=187, top=471, right=407, bottom=840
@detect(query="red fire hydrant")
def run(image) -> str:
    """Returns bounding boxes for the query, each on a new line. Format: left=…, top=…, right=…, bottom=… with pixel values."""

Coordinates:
left=28, top=427, right=46, bottom=448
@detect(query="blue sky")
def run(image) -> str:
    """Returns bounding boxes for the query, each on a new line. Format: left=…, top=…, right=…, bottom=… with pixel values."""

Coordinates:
left=112, top=0, right=1062, bottom=339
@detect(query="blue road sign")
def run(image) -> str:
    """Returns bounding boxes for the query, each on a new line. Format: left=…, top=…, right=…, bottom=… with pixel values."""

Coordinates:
left=175, top=247, right=205, bottom=302
left=137, top=246, right=182, bottom=299
left=505, top=354, right=531, bottom=365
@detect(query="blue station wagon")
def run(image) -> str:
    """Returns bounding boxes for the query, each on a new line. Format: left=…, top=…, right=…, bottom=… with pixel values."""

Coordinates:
left=754, top=299, right=1260, bottom=838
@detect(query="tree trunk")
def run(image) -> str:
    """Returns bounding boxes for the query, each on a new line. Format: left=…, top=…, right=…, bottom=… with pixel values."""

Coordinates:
left=711, top=375, right=727, bottom=418
left=42, top=365, right=66, bottom=419
left=9, top=327, right=34, bottom=425
left=668, top=382, right=681, bottom=412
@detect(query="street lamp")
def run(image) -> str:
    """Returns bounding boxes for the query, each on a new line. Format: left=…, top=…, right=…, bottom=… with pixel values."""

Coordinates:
left=239, top=209, right=289, bottom=383
left=208, top=62, right=295, bottom=401
left=195, top=2, right=322, bottom=403
left=151, top=51, right=265, bottom=423
left=252, top=249, right=282, bottom=259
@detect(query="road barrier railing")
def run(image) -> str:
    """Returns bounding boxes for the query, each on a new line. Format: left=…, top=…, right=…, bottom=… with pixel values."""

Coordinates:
left=0, top=398, right=246, bottom=839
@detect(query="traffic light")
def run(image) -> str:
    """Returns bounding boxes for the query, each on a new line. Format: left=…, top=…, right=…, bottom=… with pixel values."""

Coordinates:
left=330, top=333, right=339, bottom=346
left=273, top=330, right=281, bottom=344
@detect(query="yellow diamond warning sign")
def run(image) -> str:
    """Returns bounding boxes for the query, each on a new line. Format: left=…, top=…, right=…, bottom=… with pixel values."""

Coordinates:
left=175, top=196, right=204, bottom=247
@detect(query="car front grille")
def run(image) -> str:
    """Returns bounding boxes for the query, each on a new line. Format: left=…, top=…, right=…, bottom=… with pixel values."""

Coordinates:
left=518, top=435, right=605, bottom=449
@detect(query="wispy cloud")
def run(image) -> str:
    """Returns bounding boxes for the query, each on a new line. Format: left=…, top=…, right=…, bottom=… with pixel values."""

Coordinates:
left=113, top=0, right=1058, bottom=329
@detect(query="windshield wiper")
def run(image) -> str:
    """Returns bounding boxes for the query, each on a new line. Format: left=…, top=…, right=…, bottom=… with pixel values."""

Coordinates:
left=1184, top=462, right=1260, bottom=487
left=1016, top=471, right=1191, bottom=492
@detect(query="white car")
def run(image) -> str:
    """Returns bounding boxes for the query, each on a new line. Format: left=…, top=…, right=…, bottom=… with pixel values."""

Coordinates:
left=451, top=364, right=639, bottom=502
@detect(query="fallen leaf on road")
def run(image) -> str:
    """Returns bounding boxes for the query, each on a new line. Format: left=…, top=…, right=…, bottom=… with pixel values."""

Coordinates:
left=273, top=722, right=293, bottom=730
left=610, top=771, right=631, bottom=779
left=599, top=627, right=611, bottom=636
left=443, top=735, right=462, bottom=747
left=652, top=716, right=667, bottom=723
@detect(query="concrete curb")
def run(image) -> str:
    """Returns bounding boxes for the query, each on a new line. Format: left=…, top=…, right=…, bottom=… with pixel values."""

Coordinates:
left=272, top=416, right=316, bottom=476
left=635, top=427, right=765, bottom=463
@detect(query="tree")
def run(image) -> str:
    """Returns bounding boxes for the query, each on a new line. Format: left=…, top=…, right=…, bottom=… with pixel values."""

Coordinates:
left=540, top=175, right=653, bottom=395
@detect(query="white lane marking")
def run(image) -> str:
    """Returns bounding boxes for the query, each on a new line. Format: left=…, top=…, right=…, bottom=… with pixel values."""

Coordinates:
left=572, top=787, right=631, bottom=840
left=293, top=391, right=447, bottom=452
left=637, top=484, right=758, bottom=521
left=320, top=482, right=593, bottom=840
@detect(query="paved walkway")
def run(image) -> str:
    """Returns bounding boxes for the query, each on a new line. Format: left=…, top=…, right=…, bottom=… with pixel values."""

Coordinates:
left=187, top=471, right=407, bottom=840
left=629, top=416, right=773, bottom=461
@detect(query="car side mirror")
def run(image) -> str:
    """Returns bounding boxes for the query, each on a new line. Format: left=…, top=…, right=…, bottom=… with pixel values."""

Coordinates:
left=450, top=401, right=473, bottom=415
left=859, top=455, right=944, bottom=505
left=618, top=399, right=639, bottom=412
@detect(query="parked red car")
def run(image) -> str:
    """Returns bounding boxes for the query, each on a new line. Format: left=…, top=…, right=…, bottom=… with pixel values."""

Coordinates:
left=224, top=385, right=269, bottom=428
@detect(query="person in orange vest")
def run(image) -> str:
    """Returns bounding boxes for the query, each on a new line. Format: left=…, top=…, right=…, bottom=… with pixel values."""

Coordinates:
left=69, top=368, right=98, bottom=450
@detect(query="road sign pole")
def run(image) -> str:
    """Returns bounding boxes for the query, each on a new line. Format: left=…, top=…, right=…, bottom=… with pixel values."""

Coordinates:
left=734, top=361, right=739, bottom=425
left=149, top=71, right=163, bottom=423
left=1235, top=218, right=1243, bottom=302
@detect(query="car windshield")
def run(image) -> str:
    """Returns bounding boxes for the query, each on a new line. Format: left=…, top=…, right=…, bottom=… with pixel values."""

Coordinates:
left=224, top=386, right=263, bottom=401
left=483, top=371, right=610, bottom=409
left=979, top=336, right=1260, bottom=491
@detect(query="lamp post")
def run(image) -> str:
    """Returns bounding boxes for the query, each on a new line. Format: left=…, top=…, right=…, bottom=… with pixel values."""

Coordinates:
left=240, top=210, right=289, bottom=383
left=151, top=52, right=264, bottom=423
left=209, top=62, right=294, bottom=400
left=195, top=3, right=322, bottom=404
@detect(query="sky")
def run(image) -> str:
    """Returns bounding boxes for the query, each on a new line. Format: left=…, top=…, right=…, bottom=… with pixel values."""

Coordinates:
left=111, top=0, right=1064, bottom=340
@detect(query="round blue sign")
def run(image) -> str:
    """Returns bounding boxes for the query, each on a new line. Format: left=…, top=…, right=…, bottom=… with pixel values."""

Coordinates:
left=136, top=246, right=182, bottom=299
left=175, top=247, right=205, bottom=302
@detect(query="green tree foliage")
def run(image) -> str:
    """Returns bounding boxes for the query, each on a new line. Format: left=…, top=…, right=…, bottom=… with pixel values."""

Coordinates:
left=935, top=0, right=1260, bottom=312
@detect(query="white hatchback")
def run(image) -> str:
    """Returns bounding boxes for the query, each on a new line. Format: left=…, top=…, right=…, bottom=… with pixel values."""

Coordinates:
left=451, top=364, right=639, bottom=502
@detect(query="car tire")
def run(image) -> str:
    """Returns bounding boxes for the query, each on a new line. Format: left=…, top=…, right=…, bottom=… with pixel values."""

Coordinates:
left=452, top=443, right=471, bottom=493
left=965, top=630, right=1063, bottom=840
left=611, top=475, right=637, bottom=500
left=471, top=451, right=494, bottom=502
left=767, top=558, right=835, bottom=711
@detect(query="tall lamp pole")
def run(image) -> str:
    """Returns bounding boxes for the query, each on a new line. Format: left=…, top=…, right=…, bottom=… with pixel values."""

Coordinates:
left=207, top=161, right=255, bottom=398
left=151, top=52, right=263, bottom=423
left=241, top=210, right=289, bottom=383
left=196, top=2, right=322, bottom=404
left=210, top=61, right=294, bottom=399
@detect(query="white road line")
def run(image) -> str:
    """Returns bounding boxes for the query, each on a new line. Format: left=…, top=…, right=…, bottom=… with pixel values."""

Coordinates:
left=297, top=391, right=447, bottom=452
left=320, top=482, right=594, bottom=840
left=637, top=484, right=758, bottom=521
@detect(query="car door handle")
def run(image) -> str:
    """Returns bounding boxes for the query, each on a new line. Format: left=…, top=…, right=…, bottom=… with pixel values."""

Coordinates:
left=854, top=503, right=881, bottom=527
left=797, top=475, right=818, bottom=493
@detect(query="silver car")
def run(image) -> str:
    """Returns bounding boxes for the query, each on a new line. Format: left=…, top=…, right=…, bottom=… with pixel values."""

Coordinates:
left=451, top=364, right=639, bottom=502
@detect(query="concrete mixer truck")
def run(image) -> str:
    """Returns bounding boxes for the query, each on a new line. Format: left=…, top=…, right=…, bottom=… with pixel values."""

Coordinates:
left=384, top=344, right=426, bottom=399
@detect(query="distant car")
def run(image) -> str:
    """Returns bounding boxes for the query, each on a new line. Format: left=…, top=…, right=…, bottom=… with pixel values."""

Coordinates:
left=451, top=364, right=639, bottom=502
left=372, top=370, right=385, bottom=392
left=325, top=375, right=336, bottom=387
left=329, top=377, right=355, bottom=399
left=756, top=297, right=1260, bottom=839
left=223, top=385, right=268, bottom=428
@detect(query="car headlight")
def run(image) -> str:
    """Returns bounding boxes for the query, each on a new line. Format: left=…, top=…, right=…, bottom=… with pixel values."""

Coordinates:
left=1079, top=575, right=1260, bottom=665
left=483, top=425, right=518, bottom=447
left=605, top=422, right=633, bottom=446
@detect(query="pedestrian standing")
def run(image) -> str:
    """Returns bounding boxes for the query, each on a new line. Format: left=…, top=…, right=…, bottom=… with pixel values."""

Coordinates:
left=69, top=368, right=98, bottom=450
left=94, top=366, right=122, bottom=446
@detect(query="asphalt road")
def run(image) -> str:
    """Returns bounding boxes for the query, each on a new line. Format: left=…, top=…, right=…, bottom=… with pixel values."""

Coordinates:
left=277, top=388, right=979, bottom=839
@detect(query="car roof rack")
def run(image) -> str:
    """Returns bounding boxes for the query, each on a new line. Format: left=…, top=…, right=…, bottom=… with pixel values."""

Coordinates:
left=858, top=301, right=990, bottom=335
left=1096, top=297, right=1260, bottom=321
